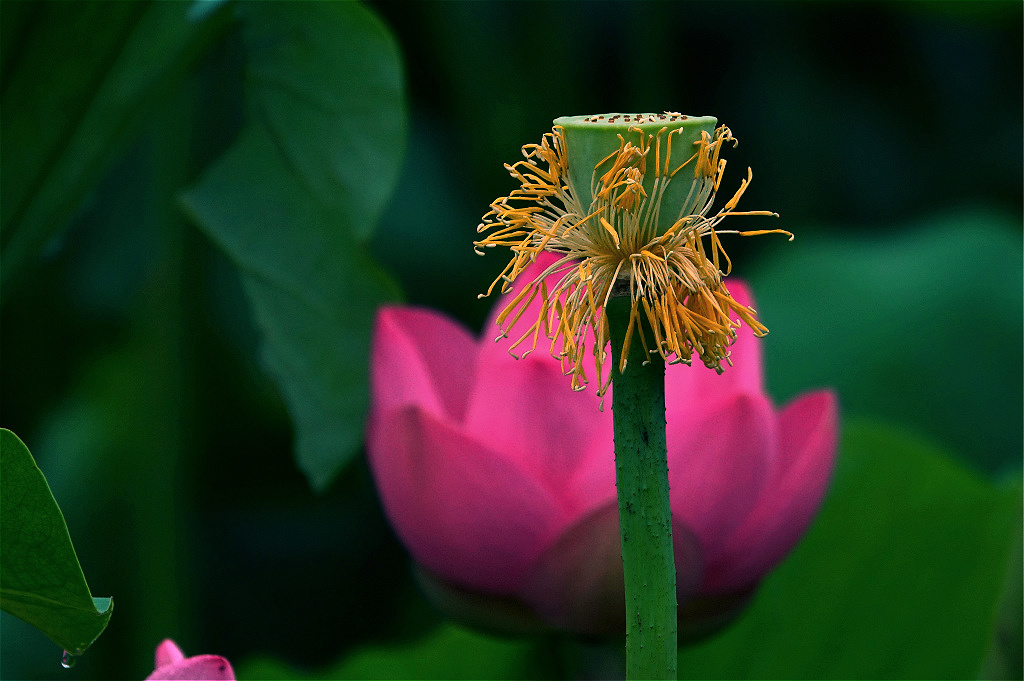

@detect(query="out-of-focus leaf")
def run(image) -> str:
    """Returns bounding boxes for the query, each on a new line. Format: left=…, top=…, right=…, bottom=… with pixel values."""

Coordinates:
left=750, top=209, right=1023, bottom=475
left=979, top=515, right=1023, bottom=680
left=182, top=2, right=406, bottom=490
left=0, top=0, right=227, bottom=297
left=678, top=418, right=1021, bottom=679
left=239, top=622, right=553, bottom=680
left=0, top=429, right=112, bottom=656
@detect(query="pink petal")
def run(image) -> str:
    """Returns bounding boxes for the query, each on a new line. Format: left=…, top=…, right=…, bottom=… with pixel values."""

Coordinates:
left=562, top=431, right=618, bottom=519
left=154, top=640, right=185, bottom=668
left=702, top=390, right=838, bottom=593
left=371, top=306, right=478, bottom=423
left=667, top=392, right=776, bottom=564
left=146, top=655, right=234, bottom=680
left=517, top=502, right=625, bottom=634
left=367, top=404, right=569, bottom=594
left=463, top=348, right=612, bottom=513
left=519, top=500, right=704, bottom=635
left=663, top=280, right=765, bottom=419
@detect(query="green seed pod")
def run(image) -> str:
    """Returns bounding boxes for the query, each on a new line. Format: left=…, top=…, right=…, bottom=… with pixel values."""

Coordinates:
left=554, top=113, right=718, bottom=233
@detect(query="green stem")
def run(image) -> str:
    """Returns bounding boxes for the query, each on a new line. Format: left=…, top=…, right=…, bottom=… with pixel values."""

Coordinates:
left=606, top=295, right=677, bottom=680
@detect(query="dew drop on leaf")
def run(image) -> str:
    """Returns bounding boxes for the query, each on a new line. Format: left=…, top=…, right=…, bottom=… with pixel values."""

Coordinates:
left=61, top=650, right=76, bottom=669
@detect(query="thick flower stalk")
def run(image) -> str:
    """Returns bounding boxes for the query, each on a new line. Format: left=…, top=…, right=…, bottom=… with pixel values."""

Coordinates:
left=474, top=113, right=790, bottom=395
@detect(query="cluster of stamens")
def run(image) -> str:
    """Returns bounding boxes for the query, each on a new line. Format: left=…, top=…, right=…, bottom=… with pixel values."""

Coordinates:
left=474, top=122, right=790, bottom=396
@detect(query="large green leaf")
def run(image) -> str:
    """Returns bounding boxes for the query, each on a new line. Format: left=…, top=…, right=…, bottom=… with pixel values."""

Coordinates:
left=0, top=429, right=112, bottom=656
left=0, top=0, right=228, bottom=297
left=749, top=209, right=1023, bottom=475
left=182, top=2, right=406, bottom=490
left=678, top=419, right=1021, bottom=679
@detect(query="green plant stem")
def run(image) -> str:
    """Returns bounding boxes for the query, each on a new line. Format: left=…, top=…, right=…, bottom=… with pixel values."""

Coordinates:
left=606, top=294, right=677, bottom=680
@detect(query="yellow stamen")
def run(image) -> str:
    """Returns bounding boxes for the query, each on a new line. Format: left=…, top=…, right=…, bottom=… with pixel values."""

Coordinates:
left=600, top=217, right=621, bottom=248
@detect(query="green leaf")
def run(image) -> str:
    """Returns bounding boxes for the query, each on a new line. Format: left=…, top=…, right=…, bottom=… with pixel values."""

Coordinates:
left=979, top=512, right=1023, bottom=680
left=749, top=209, right=1023, bottom=475
left=678, top=419, right=1021, bottom=679
left=238, top=1, right=407, bottom=241
left=0, top=0, right=228, bottom=297
left=181, top=2, right=406, bottom=490
left=0, top=429, right=112, bottom=656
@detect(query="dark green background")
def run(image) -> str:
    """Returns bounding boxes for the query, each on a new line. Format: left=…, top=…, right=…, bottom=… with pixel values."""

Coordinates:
left=1, top=1, right=1020, bottom=679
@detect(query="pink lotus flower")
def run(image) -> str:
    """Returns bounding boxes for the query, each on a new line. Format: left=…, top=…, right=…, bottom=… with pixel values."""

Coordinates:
left=367, top=254, right=838, bottom=637
left=145, top=639, right=234, bottom=681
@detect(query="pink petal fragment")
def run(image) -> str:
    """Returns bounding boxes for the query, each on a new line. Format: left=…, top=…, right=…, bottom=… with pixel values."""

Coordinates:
left=371, top=306, right=478, bottom=423
left=147, top=655, right=234, bottom=680
left=154, top=639, right=185, bottom=668
left=367, top=404, right=569, bottom=594
left=702, top=390, right=838, bottom=593
left=667, top=392, right=776, bottom=563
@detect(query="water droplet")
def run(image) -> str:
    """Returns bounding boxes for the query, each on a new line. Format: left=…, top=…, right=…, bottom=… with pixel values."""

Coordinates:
left=61, top=650, right=76, bottom=669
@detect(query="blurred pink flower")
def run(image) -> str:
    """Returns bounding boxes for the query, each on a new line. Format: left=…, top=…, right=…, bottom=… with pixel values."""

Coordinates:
left=367, top=254, right=838, bottom=637
left=145, top=639, right=234, bottom=681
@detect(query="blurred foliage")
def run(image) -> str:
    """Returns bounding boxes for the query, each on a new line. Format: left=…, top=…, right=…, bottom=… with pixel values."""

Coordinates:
left=181, top=1, right=406, bottom=490
left=0, top=1, right=228, bottom=298
left=1, top=1, right=1020, bottom=680
left=0, top=429, right=112, bottom=656
left=749, top=208, right=1023, bottom=476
